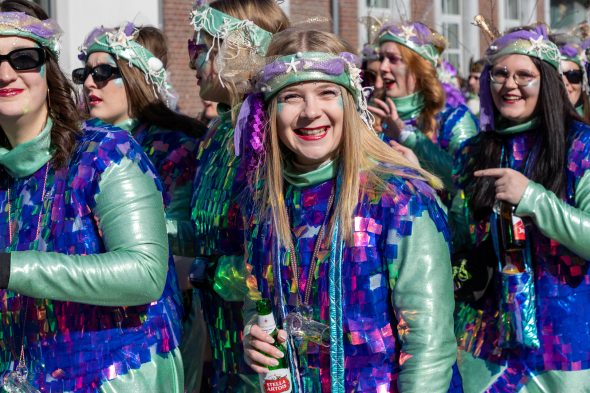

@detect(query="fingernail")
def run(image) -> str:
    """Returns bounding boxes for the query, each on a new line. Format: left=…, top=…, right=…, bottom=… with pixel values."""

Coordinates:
left=275, top=351, right=284, bottom=358
left=271, top=359, right=279, bottom=366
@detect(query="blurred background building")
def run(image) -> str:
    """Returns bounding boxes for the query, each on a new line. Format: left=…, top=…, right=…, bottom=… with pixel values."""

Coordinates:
left=30, top=0, right=590, bottom=116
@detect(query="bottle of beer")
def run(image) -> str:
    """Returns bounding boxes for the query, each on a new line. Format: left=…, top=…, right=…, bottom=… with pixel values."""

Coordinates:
left=497, top=202, right=526, bottom=273
left=498, top=202, right=526, bottom=252
left=257, top=298, right=292, bottom=393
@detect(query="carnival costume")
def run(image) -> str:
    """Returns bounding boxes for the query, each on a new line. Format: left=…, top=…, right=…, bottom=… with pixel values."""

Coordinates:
left=378, top=22, right=478, bottom=194
left=453, top=25, right=590, bottom=392
left=188, top=3, right=273, bottom=391
left=78, top=23, right=201, bottom=391
left=239, top=51, right=456, bottom=393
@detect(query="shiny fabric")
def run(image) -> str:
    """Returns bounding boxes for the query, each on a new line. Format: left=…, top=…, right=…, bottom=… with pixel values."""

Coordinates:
left=0, top=118, right=52, bottom=179
left=132, top=122, right=198, bottom=257
left=247, top=169, right=456, bottom=392
left=382, top=103, right=479, bottom=196
left=190, top=108, right=255, bottom=392
left=0, top=119, right=182, bottom=392
left=454, top=121, right=590, bottom=392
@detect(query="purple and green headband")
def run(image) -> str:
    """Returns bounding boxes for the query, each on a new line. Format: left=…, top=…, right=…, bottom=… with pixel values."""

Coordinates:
left=0, top=12, right=61, bottom=58
left=378, top=22, right=444, bottom=67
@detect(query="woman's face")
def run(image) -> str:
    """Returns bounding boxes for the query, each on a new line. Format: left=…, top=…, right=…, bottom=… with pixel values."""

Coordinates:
left=468, top=71, right=481, bottom=95
left=276, top=81, right=344, bottom=168
left=560, top=59, right=583, bottom=106
left=190, top=34, right=228, bottom=103
left=379, top=41, right=417, bottom=98
left=0, top=36, right=48, bottom=125
left=490, top=54, right=540, bottom=123
left=83, top=52, right=129, bottom=125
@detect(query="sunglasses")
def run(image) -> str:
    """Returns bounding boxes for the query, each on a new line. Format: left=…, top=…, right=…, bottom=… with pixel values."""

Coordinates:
left=188, top=39, right=209, bottom=68
left=71, top=64, right=121, bottom=84
left=563, top=69, right=584, bottom=85
left=0, top=47, right=46, bottom=71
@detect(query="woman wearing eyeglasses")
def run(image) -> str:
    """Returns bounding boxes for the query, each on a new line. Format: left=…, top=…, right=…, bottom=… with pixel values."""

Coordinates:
left=454, top=24, right=590, bottom=392
left=0, top=0, right=183, bottom=392
left=368, top=22, right=478, bottom=197
left=75, top=22, right=206, bottom=392
left=188, top=1, right=289, bottom=391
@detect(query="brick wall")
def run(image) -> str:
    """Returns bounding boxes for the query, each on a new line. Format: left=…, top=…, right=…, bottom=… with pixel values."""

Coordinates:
left=411, top=1, right=434, bottom=29
left=477, top=0, right=497, bottom=58
left=163, top=0, right=201, bottom=117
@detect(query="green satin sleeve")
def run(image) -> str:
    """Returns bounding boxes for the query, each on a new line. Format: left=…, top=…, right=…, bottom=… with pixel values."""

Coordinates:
left=390, top=207, right=456, bottom=392
left=402, top=111, right=478, bottom=192
left=8, top=156, right=169, bottom=306
left=515, top=173, right=590, bottom=260
left=166, top=181, right=196, bottom=258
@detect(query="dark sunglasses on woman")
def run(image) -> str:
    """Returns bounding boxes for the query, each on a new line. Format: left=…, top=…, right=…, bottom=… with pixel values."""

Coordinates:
left=0, top=47, right=46, bottom=70
left=563, top=69, right=584, bottom=85
left=71, top=64, right=121, bottom=84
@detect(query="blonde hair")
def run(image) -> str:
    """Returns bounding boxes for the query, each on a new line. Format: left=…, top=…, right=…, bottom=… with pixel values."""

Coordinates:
left=397, top=44, right=445, bottom=136
left=257, top=30, right=442, bottom=248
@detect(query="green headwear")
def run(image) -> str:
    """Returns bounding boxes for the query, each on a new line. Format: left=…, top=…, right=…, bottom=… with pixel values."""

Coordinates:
left=79, top=22, right=171, bottom=103
left=0, top=12, right=61, bottom=58
left=378, top=22, right=445, bottom=67
left=189, top=3, right=272, bottom=57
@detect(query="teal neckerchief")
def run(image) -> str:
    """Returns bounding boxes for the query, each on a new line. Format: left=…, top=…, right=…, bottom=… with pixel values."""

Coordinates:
left=0, top=118, right=53, bottom=178
left=392, top=91, right=424, bottom=121
left=114, top=118, right=140, bottom=133
left=495, top=117, right=538, bottom=135
left=283, top=159, right=338, bottom=187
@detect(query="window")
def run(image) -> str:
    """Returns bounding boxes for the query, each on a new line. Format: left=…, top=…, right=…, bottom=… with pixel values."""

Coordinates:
left=440, top=0, right=462, bottom=72
left=33, top=0, right=52, bottom=16
left=550, top=0, right=590, bottom=31
left=358, top=0, right=410, bottom=49
left=367, top=0, right=390, bottom=7
left=502, top=0, right=521, bottom=30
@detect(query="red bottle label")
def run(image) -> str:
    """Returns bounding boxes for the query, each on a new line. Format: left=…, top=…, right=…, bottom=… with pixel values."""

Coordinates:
left=264, top=376, right=291, bottom=393
left=512, top=216, right=526, bottom=241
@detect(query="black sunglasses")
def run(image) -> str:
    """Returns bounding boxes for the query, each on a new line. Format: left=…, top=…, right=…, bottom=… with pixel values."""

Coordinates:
left=0, top=47, right=46, bottom=71
left=563, top=69, right=584, bottom=85
left=72, top=64, right=121, bottom=84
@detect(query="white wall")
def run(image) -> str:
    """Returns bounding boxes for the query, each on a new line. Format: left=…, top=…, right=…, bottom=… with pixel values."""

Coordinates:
left=51, top=0, right=161, bottom=74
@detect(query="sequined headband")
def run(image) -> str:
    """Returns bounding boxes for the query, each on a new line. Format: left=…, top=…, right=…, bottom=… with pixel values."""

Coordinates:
left=0, top=12, right=61, bottom=58
left=485, top=26, right=560, bottom=71
left=189, top=3, right=272, bottom=57
left=79, top=22, right=171, bottom=104
left=361, top=43, right=380, bottom=62
left=378, top=22, right=443, bottom=67
left=559, top=43, right=585, bottom=69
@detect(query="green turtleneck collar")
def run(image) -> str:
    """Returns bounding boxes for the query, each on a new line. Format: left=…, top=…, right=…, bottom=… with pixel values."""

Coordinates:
left=494, top=116, right=539, bottom=135
left=0, top=118, right=53, bottom=178
left=283, top=159, right=338, bottom=187
left=391, top=91, right=424, bottom=121
left=114, top=118, right=140, bottom=133
left=576, top=105, right=584, bottom=117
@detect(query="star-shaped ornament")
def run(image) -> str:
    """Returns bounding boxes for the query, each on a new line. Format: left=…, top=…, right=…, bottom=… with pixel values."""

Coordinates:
left=400, top=25, right=416, bottom=41
left=528, top=36, right=545, bottom=55
left=286, top=57, right=299, bottom=73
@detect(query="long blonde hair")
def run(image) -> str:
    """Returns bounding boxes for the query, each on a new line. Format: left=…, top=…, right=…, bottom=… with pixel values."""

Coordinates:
left=257, top=30, right=442, bottom=248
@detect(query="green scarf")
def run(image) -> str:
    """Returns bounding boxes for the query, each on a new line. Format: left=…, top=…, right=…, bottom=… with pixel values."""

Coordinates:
left=495, top=117, right=539, bottom=135
left=0, top=118, right=53, bottom=178
left=392, top=91, right=424, bottom=121
left=283, top=159, right=338, bottom=187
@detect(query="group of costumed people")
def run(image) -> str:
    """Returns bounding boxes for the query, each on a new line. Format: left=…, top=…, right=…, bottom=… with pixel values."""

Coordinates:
left=0, top=0, right=589, bottom=392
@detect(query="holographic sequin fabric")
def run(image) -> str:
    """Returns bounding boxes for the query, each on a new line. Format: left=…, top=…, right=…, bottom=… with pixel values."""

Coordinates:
left=455, top=122, right=590, bottom=382
left=249, top=171, right=450, bottom=392
left=190, top=113, right=253, bottom=391
left=133, top=122, right=198, bottom=210
left=0, top=119, right=181, bottom=392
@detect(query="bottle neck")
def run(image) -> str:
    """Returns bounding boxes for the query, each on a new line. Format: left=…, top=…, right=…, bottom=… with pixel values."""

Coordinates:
left=257, top=312, right=277, bottom=336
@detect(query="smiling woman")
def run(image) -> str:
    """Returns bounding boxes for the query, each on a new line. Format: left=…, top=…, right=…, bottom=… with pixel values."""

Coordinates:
left=0, top=1, right=183, bottom=392
left=239, top=29, right=456, bottom=393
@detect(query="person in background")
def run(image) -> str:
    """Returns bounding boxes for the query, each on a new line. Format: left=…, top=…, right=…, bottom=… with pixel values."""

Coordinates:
left=465, top=58, right=485, bottom=117
left=75, top=22, right=205, bottom=392
left=0, top=0, right=182, bottom=391
left=188, top=0, right=289, bottom=391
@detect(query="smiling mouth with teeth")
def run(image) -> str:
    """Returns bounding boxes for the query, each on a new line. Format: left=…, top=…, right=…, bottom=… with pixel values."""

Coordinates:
left=294, top=126, right=330, bottom=141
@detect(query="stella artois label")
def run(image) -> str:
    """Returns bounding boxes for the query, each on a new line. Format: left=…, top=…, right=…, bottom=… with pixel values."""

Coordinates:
left=512, top=216, right=526, bottom=241
left=260, top=369, right=292, bottom=393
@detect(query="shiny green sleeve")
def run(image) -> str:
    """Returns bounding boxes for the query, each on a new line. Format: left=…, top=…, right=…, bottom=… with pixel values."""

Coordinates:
left=166, top=181, right=196, bottom=258
left=515, top=173, right=590, bottom=260
left=389, top=208, right=456, bottom=392
left=8, top=157, right=169, bottom=306
left=402, top=111, right=478, bottom=192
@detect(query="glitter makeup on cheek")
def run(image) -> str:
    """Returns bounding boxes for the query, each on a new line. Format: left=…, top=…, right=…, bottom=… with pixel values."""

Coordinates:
left=39, top=64, right=46, bottom=78
left=113, top=78, right=124, bottom=87
left=337, top=95, right=343, bottom=108
left=277, top=102, right=284, bottom=113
